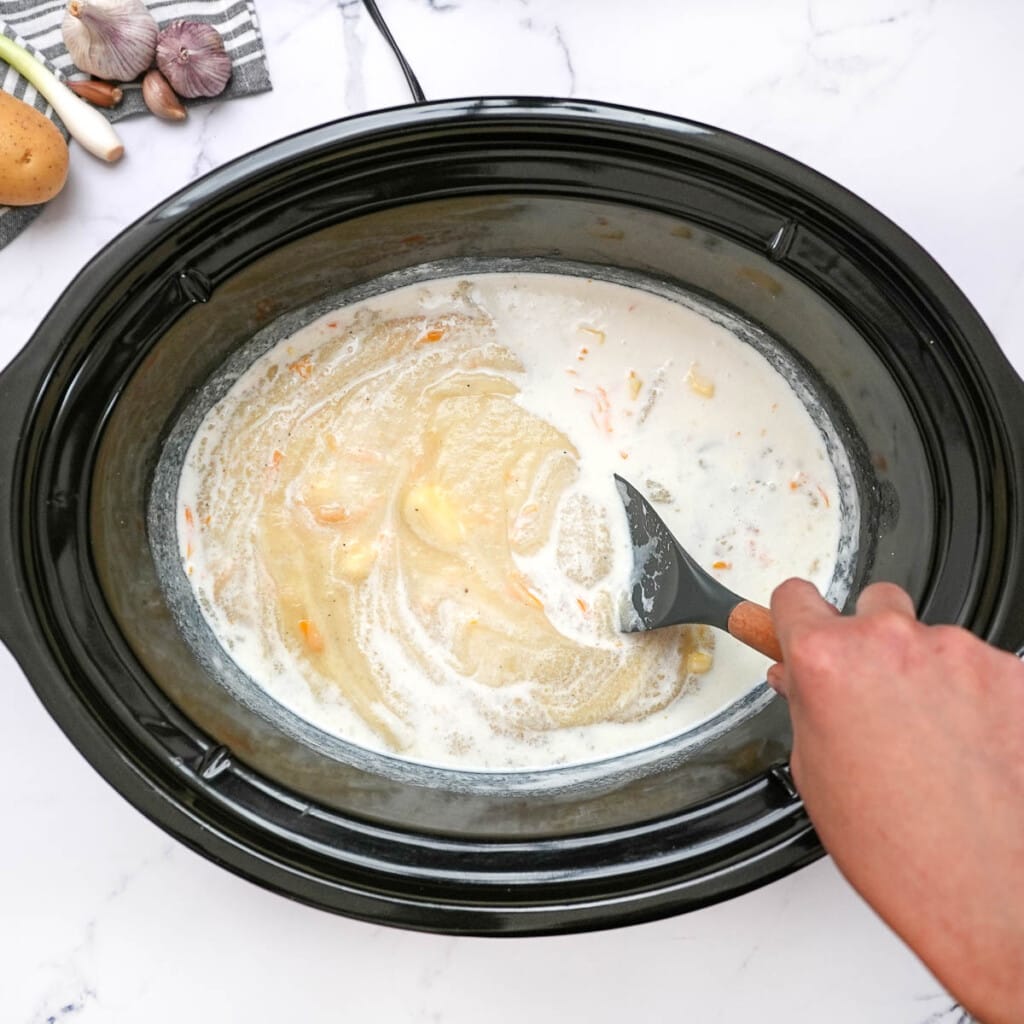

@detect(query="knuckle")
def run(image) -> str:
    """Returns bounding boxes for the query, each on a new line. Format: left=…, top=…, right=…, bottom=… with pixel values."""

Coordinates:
left=928, top=623, right=970, bottom=648
left=786, top=624, right=840, bottom=679
left=868, top=608, right=917, bottom=646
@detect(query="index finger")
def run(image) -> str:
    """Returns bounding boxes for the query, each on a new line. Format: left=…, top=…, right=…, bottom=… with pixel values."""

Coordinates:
left=769, top=577, right=838, bottom=656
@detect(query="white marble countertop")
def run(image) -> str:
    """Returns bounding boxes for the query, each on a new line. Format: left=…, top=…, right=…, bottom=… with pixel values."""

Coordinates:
left=2, top=1, right=1021, bottom=1021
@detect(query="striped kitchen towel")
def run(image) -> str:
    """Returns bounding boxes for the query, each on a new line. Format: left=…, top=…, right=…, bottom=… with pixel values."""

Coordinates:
left=0, top=0, right=272, bottom=249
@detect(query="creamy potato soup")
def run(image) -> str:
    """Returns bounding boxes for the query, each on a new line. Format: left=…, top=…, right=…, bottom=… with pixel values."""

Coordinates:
left=177, top=272, right=849, bottom=770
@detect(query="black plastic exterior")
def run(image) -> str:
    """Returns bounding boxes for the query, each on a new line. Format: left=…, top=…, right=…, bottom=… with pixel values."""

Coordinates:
left=2, top=98, right=1023, bottom=935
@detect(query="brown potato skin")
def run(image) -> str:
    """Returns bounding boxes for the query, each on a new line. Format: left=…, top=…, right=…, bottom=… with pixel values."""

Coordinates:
left=0, top=89, right=70, bottom=206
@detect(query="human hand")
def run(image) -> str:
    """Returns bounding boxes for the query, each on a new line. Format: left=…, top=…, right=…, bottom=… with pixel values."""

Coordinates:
left=768, top=579, right=1024, bottom=1024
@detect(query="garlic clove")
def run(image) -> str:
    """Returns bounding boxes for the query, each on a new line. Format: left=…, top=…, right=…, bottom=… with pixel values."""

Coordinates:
left=142, top=68, right=187, bottom=122
left=68, top=78, right=124, bottom=107
left=156, top=21, right=232, bottom=100
left=62, top=0, right=158, bottom=82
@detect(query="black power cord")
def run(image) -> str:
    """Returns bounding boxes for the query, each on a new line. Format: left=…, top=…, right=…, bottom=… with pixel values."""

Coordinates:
left=360, top=0, right=428, bottom=104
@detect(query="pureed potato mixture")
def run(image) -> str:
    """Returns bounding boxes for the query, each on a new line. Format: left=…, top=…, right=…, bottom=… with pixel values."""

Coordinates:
left=177, top=273, right=845, bottom=771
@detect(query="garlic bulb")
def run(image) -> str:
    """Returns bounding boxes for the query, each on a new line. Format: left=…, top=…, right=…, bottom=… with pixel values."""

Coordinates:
left=62, top=0, right=158, bottom=82
left=156, top=21, right=232, bottom=100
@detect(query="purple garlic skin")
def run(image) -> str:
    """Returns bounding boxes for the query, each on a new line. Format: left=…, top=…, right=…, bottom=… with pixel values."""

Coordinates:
left=156, top=20, right=233, bottom=99
left=142, top=68, right=187, bottom=121
left=62, top=0, right=159, bottom=81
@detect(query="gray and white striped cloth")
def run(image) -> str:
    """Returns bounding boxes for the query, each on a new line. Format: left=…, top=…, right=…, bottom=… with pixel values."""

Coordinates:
left=0, top=0, right=272, bottom=249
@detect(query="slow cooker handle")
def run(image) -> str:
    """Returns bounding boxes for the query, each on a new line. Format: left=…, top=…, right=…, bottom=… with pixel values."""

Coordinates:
left=0, top=344, right=45, bottom=658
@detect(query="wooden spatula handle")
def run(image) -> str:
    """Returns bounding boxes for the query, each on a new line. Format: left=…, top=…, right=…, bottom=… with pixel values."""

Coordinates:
left=727, top=601, right=783, bottom=662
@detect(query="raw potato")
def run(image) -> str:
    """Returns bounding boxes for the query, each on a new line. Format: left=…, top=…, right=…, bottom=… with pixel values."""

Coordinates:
left=0, top=90, right=69, bottom=206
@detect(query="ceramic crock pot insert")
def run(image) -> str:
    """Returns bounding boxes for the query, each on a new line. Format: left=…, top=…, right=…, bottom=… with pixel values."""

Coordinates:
left=146, top=255, right=865, bottom=791
left=1, top=100, right=1021, bottom=935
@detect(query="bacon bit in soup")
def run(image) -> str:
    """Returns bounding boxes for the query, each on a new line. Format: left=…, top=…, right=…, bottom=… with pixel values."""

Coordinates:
left=578, top=346, right=590, bottom=361
left=271, top=449, right=284, bottom=468
left=184, top=505, right=194, bottom=528
left=627, top=370, right=643, bottom=400
left=789, top=471, right=807, bottom=491
left=288, top=355, right=313, bottom=379
left=817, top=485, right=831, bottom=508
left=577, top=597, right=589, bottom=613
left=299, top=618, right=324, bottom=652
left=418, top=327, right=446, bottom=344
left=712, top=560, right=731, bottom=570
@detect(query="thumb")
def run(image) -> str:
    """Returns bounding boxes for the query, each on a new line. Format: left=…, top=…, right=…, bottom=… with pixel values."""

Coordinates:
left=766, top=661, right=788, bottom=698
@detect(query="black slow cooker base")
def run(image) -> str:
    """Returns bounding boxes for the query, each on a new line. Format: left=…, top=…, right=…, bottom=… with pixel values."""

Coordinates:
left=1, top=99, right=1022, bottom=933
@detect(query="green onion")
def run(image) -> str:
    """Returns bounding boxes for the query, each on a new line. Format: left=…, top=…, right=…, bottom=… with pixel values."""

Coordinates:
left=0, top=33, right=124, bottom=162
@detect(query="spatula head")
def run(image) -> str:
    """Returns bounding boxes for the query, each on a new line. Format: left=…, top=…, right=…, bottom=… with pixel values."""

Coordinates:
left=614, top=474, right=742, bottom=633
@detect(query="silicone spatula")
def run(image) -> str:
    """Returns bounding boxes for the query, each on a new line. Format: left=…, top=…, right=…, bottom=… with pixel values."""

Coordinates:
left=614, top=474, right=783, bottom=661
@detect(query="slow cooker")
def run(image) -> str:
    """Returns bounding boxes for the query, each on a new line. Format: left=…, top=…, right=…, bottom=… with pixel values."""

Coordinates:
left=1, top=99, right=1021, bottom=935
